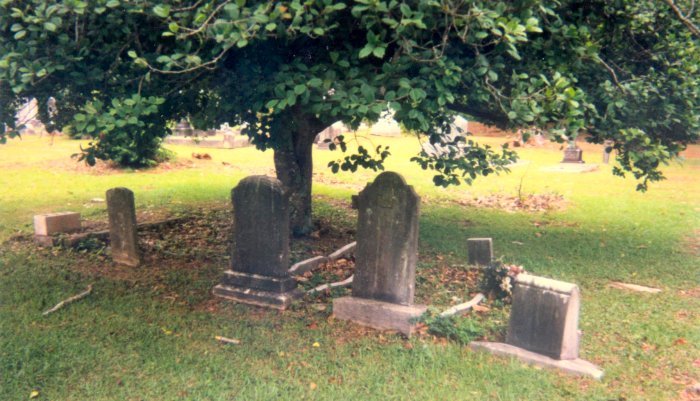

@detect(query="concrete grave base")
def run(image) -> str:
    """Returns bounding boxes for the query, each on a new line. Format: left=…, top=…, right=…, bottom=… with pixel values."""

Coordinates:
left=333, top=296, right=427, bottom=336
left=469, top=341, right=604, bottom=380
left=213, top=284, right=302, bottom=310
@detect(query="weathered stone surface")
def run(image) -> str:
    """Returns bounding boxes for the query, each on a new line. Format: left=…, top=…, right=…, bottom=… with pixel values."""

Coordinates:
left=106, top=187, right=140, bottom=267
left=467, top=238, right=493, bottom=266
left=288, top=256, right=328, bottom=275
left=231, top=176, right=290, bottom=277
left=215, top=176, right=299, bottom=309
left=33, top=212, right=81, bottom=236
left=561, top=147, right=585, bottom=163
left=507, top=274, right=580, bottom=360
left=469, top=342, right=603, bottom=380
left=333, top=296, right=427, bottom=336
left=352, top=172, right=420, bottom=305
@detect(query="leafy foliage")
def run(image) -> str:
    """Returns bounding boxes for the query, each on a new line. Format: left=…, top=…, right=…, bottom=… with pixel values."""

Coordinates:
left=0, top=0, right=698, bottom=190
left=418, top=308, right=486, bottom=345
left=72, top=95, right=168, bottom=167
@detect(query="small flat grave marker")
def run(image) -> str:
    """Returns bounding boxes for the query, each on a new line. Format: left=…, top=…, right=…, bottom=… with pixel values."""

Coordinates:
left=467, top=238, right=493, bottom=266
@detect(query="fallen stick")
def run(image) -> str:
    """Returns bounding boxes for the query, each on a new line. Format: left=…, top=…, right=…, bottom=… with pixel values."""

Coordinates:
left=439, top=293, right=486, bottom=317
left=215, top=336, right=241, bottom=345
left=42, top=284, right=93, bottom=316
left=307, top=275, right=354, bottom=294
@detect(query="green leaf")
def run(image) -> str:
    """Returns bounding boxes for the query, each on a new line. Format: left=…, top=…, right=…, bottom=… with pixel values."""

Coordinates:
left=14, top=30, right=27, bottom=40
left=153, top=4, right=171, bottom=18
left=265, top=23, right=277, bottom=32
left=127, top=50, right=137, bottom=59
left=372, top=46, right=386, bottom=58
left=307, top=78, right=322, bottom=88
left=106, top=0, right=120, bottom=8
left=294, top=84, right=306, bottom=95
left=359, top=44, right=374, bottom=59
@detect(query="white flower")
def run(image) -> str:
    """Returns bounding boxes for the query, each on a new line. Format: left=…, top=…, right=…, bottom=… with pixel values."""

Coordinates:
left=500, top=276, right=512, bottom=293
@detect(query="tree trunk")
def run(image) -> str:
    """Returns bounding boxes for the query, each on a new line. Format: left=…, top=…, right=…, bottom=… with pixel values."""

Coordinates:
left=273, top=111, right=324, bottom=237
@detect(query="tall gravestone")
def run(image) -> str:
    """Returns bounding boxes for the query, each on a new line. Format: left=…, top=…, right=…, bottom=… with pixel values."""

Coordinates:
left=470, top=274, right=603, bottom=379
left=333, top=172, right=427, bottom=335
left=106, top=187, right=140, bottom=267
left=213, top=176, right=301, bottom=309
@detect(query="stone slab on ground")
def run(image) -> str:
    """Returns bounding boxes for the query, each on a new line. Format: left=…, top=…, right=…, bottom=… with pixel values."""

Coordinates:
left=34, top=212, right=81, bottom=236
left=333, top=296, right=427, bottom=336
left=609, top=282, right=662, bottom=293
left=540, top=164, right=599, bottom=173
left=469, top=341, right=604, bottom=380
left=212, top=284, right=302, bottom=310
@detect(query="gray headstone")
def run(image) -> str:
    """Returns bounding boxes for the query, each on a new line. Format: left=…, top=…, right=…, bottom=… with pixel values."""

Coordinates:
left=106, top=187, right=140, bottom=267
left=467, top=238, right=493, bottom=266
left=214, top=176, right=300, bottom=309
left=506, top=274, right=581, bottom=360
left=231, top=176, right=289, bottom=277
left=352, top=171, right=420, bottom=305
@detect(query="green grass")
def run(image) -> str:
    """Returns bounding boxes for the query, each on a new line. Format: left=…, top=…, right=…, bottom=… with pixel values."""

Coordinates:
left=1, top=135, right=698, bottom=400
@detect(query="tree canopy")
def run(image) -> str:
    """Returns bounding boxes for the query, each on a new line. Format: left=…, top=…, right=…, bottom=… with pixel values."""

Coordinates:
left=1, top=0, right=698, bottom=234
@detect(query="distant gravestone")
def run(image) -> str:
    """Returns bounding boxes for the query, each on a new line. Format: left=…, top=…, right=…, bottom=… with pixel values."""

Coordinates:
left=470, top=274, right=603, bottom=379
left=106, top=187, right=140, bottom=267
left=333, top=172, right=426, bottom=335
left=213, top=176, right=301, bottom=309
left=467, top=238, right=493, bottom=266
left=561, top=146, right=585, bottom=163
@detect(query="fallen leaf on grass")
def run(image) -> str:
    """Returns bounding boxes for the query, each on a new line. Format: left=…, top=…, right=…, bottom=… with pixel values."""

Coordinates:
left=512, top=241, right=524, bottom=245
left=312, top=342, right=320, bottom=348
left=30, top=390, right=39, bottom=399
left=307, top=322, right=318, bottom=330
left=693, top=359, right=700, bottom=368
left=673, top=338, right=688, bottom=346
left=309, top=382, right=317, bottom=390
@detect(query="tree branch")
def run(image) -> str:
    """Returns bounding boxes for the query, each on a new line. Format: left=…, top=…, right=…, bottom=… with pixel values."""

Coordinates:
left=663, top=0, right=700, bottom=38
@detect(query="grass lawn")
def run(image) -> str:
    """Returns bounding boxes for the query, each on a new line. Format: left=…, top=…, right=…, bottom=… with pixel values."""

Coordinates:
left=1, top=134, right=698, bottom=400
